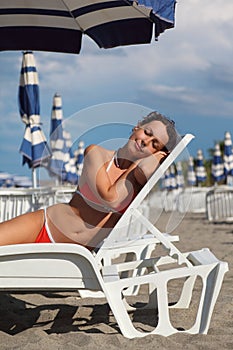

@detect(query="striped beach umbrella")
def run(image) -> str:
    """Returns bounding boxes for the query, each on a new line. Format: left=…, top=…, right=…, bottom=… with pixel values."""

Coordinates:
left=74, top=141, right=85, bottom=178
left=0, top=1, right=176, bottom=54
left=223, top=131, right=233, bottom=177
left=48, top=93, right=78, bottom=184
left=187, top=156, right=196, bottom=186
left=211, top=143, right=224, bottom=183
left=18, top=51, right=51, bottom=187
left=62, top=131, right=79, bottom=184
left=195, top=149, right=207, bottom=185
left=175, top=161, right=184, bottom=190
left=163, top=168, right=171, bottom=191
left=169, top=164, right=177, bottom=190
left=48, top=93, right=66, bottom=181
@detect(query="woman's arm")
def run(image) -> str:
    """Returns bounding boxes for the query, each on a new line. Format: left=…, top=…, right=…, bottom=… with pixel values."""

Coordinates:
left=80, top=145, right=139, bottom=211
left=133, top=151, right=168, bottom=186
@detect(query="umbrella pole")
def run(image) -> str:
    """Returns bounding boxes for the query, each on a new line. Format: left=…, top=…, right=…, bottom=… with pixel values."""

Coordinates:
left=32, top=168, right=38, bottom=188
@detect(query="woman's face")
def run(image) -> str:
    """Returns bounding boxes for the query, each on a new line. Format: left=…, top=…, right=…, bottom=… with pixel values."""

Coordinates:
left=127, top=120, right=169, bottom=159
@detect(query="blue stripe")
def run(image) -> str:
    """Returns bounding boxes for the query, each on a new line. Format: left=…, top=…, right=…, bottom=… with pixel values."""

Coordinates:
left=87, top=19, right=153, bottom=48
left=21, top=66, right=37, bottom=74
left=18, top=85, right=40, bottom=117
left=72, top=1, right=132, bottom=18
left=53, top=106, right=62, bottom=111
left=0, top=27, right=82, bottom=54
left=0, top=8, right=71, bottom=17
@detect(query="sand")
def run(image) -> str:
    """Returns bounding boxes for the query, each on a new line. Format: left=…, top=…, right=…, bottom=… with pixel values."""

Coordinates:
left=0, top=212, right=232, bottom=350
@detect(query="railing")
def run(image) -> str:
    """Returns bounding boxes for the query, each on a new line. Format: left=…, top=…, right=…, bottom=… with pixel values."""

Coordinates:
left=206, top=186, right=233, bottom=223
left=0, top=186, right=76, bottom=222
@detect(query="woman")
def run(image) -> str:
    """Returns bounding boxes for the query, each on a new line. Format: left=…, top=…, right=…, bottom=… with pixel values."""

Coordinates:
left=0, top=112, right=179, bottom=249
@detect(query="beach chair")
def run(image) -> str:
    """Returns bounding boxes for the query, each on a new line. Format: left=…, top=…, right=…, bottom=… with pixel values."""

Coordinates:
left=0, top=240, right=228, bottom=338
left=0, top=134, right=228, bottom=337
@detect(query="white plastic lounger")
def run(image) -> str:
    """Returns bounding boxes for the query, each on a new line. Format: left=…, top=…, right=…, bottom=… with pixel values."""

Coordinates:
left=0, top=242, right=228, bottom=338
left=206, top=186, right=233, bottom=223
left=0, top=134, right=228, bottom=338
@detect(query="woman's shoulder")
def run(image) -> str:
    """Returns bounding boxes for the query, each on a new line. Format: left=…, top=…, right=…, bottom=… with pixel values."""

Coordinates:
left=84, top=144, right=112, bottom=158
left=84, top=144, right=103, bottom=155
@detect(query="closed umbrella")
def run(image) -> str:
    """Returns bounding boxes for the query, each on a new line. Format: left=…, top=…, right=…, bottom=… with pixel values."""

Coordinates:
left=223, top=131, right=233, bottom=180
left=0, top=1, right=176, bottom=54
left=211, top=143, right=224, bottom=184
left=48, top=93, right=78, bottom=184
left=63, top=131, right=78, bottom=185
left=195, top=149, right=206, bottom=186
left=48, top=93, right=66, bottom=182
left=164, top=168, right=171, bottom=191
left=18, top=51, right=51, bottom=187
left=74, top=141, right=85, bottom=178
left=187, top=156, right=196, bottom=186
left=175, top=161, right=184, bottom=190
left=169, top=164, right=177, bottom=190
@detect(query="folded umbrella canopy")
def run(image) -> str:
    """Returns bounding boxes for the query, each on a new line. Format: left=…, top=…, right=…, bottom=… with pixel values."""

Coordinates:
left=175, top=161, right=184, bottom=190
left=211, top=143, right=224, bottom=184
left=48, top=93, right=66, bottom=180
left=74, top=140, right=85, bottom=178
left=195, top=149, right=206, bottom=185
left=18, top=51, right=51, bottom=187
left=0, top=0, right=176, bottom=54
left=223, top=131, right=233, bottom=178
left=62, top=130, right=79, bottom=184
left=49, top=93, right=78, bottom=184
left=187, top=156, right=196, bottom=186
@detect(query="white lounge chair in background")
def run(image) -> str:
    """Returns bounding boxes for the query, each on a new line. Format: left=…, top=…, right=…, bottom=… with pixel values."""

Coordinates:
left=206, top=186, right=233, bottom=223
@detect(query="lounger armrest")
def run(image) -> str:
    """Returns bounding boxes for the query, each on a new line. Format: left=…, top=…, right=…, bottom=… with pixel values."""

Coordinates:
left=185, top=248, right=228, bottom=268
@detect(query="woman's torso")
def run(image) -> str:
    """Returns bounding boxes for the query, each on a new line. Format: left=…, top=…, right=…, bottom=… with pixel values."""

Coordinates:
left=47, top=146, right=140, bottom=249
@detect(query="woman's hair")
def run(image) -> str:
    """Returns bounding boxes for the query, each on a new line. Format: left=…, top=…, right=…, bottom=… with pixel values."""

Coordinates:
left=138, top=111, right=180, bottom=152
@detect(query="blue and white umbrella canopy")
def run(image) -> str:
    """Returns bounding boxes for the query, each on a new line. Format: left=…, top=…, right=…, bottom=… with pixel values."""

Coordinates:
left=49, top=93, right=78, bottom=184
left=169, top=164, right=177, bottom=190
left=162, top=166, right=176, bottom=191
left=163, top=169, right=171, bottom=190
left=0, top=0, right=176, bottom=54
left=223, top=131, right=233, bottom=177
left=63, top=131, right=79, bottom=185
left=187, top=156, right=196, bottom=186
left=175, top=161, right=184, bottom=190
left=74, top=141, right=85, bottom=178
left=0, top=172, right=14, bottom=187
left=48, top=93, right=66, bottom=180
left=195, top=149, right=207, bottom=184
left=18, top=51, right=51, bottom=186
left=211, top=143, right=224, bottom=183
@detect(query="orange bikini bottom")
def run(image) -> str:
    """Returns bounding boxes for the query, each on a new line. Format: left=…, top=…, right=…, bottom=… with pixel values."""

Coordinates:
left=35, top=224, right=52, bottom=243
left=35, top=223, right=94, bottom=251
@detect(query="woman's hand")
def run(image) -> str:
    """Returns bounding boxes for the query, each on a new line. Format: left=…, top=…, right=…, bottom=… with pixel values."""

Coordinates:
left=134, top=151, right=168, bottom=185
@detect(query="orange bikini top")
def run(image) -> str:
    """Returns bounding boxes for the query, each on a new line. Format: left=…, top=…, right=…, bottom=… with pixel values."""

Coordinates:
left=76, top=152, right=136, bottom=214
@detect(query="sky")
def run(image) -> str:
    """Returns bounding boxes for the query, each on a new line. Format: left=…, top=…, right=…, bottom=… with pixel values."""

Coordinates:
left=0, top=0, right=233, bottom=181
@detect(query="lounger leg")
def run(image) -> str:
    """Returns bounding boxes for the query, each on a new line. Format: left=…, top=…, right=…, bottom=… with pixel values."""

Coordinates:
left=170, top=275, right=197, bottom=309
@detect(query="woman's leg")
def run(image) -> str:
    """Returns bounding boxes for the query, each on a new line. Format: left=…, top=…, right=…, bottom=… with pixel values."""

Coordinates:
left=0, top=210, right=44, bottom=245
